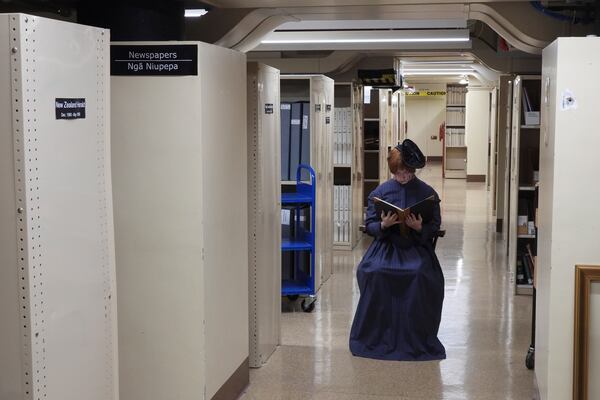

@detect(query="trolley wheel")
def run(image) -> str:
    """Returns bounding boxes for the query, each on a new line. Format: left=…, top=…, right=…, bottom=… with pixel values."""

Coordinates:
left=287, top=295, right=299, bottom=302
left=526, top=346, right=535, bottom=370
left=301, top=298, right=316, bottom=313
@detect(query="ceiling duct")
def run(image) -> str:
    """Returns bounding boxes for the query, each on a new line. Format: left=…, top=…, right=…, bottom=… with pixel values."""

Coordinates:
left=357, top=68, right=401, bottom=90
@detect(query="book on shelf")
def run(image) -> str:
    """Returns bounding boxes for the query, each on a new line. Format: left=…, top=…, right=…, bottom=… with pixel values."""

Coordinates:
left=521, top=245, right=536, bottom=286
left=334, top=185, right=351, bottom=243
left=522, top=87, right=533, bottom=112
left=526, top=243, right=537, bottom=286
left=289, top=103, right=302, bottom=179
left=516, top=257, right=527, bottom=285
left=280, top=103, right=292, bottom=180
left=373, top=195, right=436, bottom=223
left=300, top=102, right=311, bottom=181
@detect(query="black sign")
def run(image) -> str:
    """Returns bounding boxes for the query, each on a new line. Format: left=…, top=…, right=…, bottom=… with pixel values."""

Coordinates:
left=326, top=104, right=332, bottom=112
left=110, top=45, right=198, bottom=76
left=315, top=104, right=322, bottom=112
left=265, top=103, right=274, bottom=114
left=55, top=98, right=86, bottom=120
left=326, top=117, right=331, bottom=124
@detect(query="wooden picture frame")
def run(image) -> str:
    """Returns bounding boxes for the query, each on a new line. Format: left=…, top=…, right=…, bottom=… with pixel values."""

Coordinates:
left=573, top=265, right=600, bottom=400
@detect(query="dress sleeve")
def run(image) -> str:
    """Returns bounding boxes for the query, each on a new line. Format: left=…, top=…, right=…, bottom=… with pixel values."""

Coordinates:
left=365, top=189, right=390, bottom=239
left=412, top=191, right=441, bottom=246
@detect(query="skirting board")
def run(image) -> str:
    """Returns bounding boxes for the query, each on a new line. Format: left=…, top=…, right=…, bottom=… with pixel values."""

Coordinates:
left=496, top=218, right=503, bottom=233
left=466, top=175, right=486, bottom=182
left=211, top=358, right=249, bottom=400
left=427, top=156, right=443, bottom=162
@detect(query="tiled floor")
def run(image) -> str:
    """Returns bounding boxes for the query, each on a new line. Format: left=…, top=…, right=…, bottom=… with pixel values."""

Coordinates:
left=241, top=164, right=537, bottom=399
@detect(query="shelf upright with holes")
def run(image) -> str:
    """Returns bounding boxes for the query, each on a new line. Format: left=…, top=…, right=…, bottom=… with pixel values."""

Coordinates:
left=0, top=14, right=118, bottom=400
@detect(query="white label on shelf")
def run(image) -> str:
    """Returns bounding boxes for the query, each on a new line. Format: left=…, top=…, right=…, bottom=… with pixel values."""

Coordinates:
left=281, top=104, right=291, bottom=110
left=281, top=209, right=291, bottom=225
left=291, top=119, right=301, bottom=126
left=302, top=115, right=309, bottom=129
left=560, top=89, right=578, bottom=111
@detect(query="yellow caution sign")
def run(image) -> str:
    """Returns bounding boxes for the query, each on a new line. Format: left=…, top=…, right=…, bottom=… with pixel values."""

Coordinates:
left=405, top=91, right=447, bottom=97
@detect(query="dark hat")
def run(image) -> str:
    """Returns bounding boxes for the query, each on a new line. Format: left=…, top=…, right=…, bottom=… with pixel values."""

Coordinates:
left=395, top=139, right=426, bottom=169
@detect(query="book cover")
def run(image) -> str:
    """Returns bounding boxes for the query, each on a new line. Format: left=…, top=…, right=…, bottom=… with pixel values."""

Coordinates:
left=373, top=195, right=436, bottom=223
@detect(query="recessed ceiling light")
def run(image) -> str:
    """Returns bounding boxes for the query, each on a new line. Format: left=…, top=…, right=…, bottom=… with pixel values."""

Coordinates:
left=261, top=38, right=470, bottom=44
left=185, top=9, right=208, bottom=18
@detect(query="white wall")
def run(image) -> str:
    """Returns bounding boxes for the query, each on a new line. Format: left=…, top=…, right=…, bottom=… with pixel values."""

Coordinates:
left=405, top=84, right=445, bottom=158
left=465, top=87, right=492, bottom=178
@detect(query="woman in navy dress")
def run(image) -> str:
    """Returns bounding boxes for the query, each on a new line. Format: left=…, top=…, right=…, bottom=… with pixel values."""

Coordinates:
left=349, top=139, right=446, bottom=361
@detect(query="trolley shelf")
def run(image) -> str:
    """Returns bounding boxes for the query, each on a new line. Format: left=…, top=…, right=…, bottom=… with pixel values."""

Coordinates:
left=282, top=239, right=313, bottom=252
left=282, top=280, right=314, bottom=296
left=282, top=192, right=313, bottom=204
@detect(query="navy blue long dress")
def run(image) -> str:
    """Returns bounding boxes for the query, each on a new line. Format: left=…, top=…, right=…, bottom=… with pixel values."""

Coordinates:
left=349, top=177, right=446, bottom=361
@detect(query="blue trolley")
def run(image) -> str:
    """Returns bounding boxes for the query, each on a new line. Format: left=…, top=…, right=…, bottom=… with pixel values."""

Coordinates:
left=281, top=164, right=317, bottom=312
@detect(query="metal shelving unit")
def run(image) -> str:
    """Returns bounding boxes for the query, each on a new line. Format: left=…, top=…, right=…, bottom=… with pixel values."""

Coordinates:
left=443, top=84, right=468, bottom=179
left=333, top=82, right=364, bottom=250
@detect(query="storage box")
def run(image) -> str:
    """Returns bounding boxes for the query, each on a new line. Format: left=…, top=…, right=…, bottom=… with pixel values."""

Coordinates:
left=528, top=221, right=536, bottom=235
left=518, top=215, right=529, bottom=235
left=525, top=111, right=540, bottom=126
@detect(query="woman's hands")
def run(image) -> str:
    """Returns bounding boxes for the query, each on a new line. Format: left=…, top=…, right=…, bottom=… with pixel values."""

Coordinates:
left=380, top=211, right=423, bottom=232
left=380, top=211, right=400, bottom=230
left=405, top=213, right=423, bottom=232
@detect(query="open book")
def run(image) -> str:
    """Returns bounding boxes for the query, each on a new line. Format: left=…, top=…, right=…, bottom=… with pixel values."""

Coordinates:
left=373, top=195, right=436, bottom=223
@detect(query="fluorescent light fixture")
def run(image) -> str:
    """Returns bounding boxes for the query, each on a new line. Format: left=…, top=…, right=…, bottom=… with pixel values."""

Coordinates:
left=402, top=68, right=475, bottom=76
left=400, top=60, right=473, bottom=65
left=261, top=37, right=470, bottom=44
left=403, top=72, right=473, bottom=76
left=256, top=29, right=470, bottom=51
left=185, top=9, right=208, bottom=18
left=402, top=69, right=473, bottom=73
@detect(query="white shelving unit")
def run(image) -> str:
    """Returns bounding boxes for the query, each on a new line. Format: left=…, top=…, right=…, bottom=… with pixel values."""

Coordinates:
left=444, top=85, right=468, bottom=179
left=333, top=82, right=363, bottom=250
left=247, top=62, right=281, bottom=368
left=537, top=37, right=600, bottom=400
left=0, top=15, right=118, bottom=400
left=393, top=89, right=408, bottom=143
left=508, top=75, right=541, bottom=296
left=280, top=74, right=334, bottom=288
left=111, top=41, right=249, bottom=400
left=362, top=88, right=394, bottom=209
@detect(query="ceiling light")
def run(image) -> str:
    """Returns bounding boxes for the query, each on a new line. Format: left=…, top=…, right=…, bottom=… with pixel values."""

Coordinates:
left=402, top=68, right=474, bottom=73
left=261, top=38, right=470, bottom=44
left=403, top=72, right=474, bottom=76
left=185, top=9, right=208, bottom=18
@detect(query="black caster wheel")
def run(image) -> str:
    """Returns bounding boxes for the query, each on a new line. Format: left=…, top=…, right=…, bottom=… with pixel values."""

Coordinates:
left=287, top=295, right=299, bottom=302
left=301, top=299, right=316, bottom=313
left=525, top=347, right=535, bottom=370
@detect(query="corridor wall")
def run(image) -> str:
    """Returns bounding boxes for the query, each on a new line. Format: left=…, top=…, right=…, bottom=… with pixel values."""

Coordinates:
left=0, top=14, right=118, bottom=400
left=405, top=85, right=445, bottom=159
left=111, top=41, right=248, bottom=400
